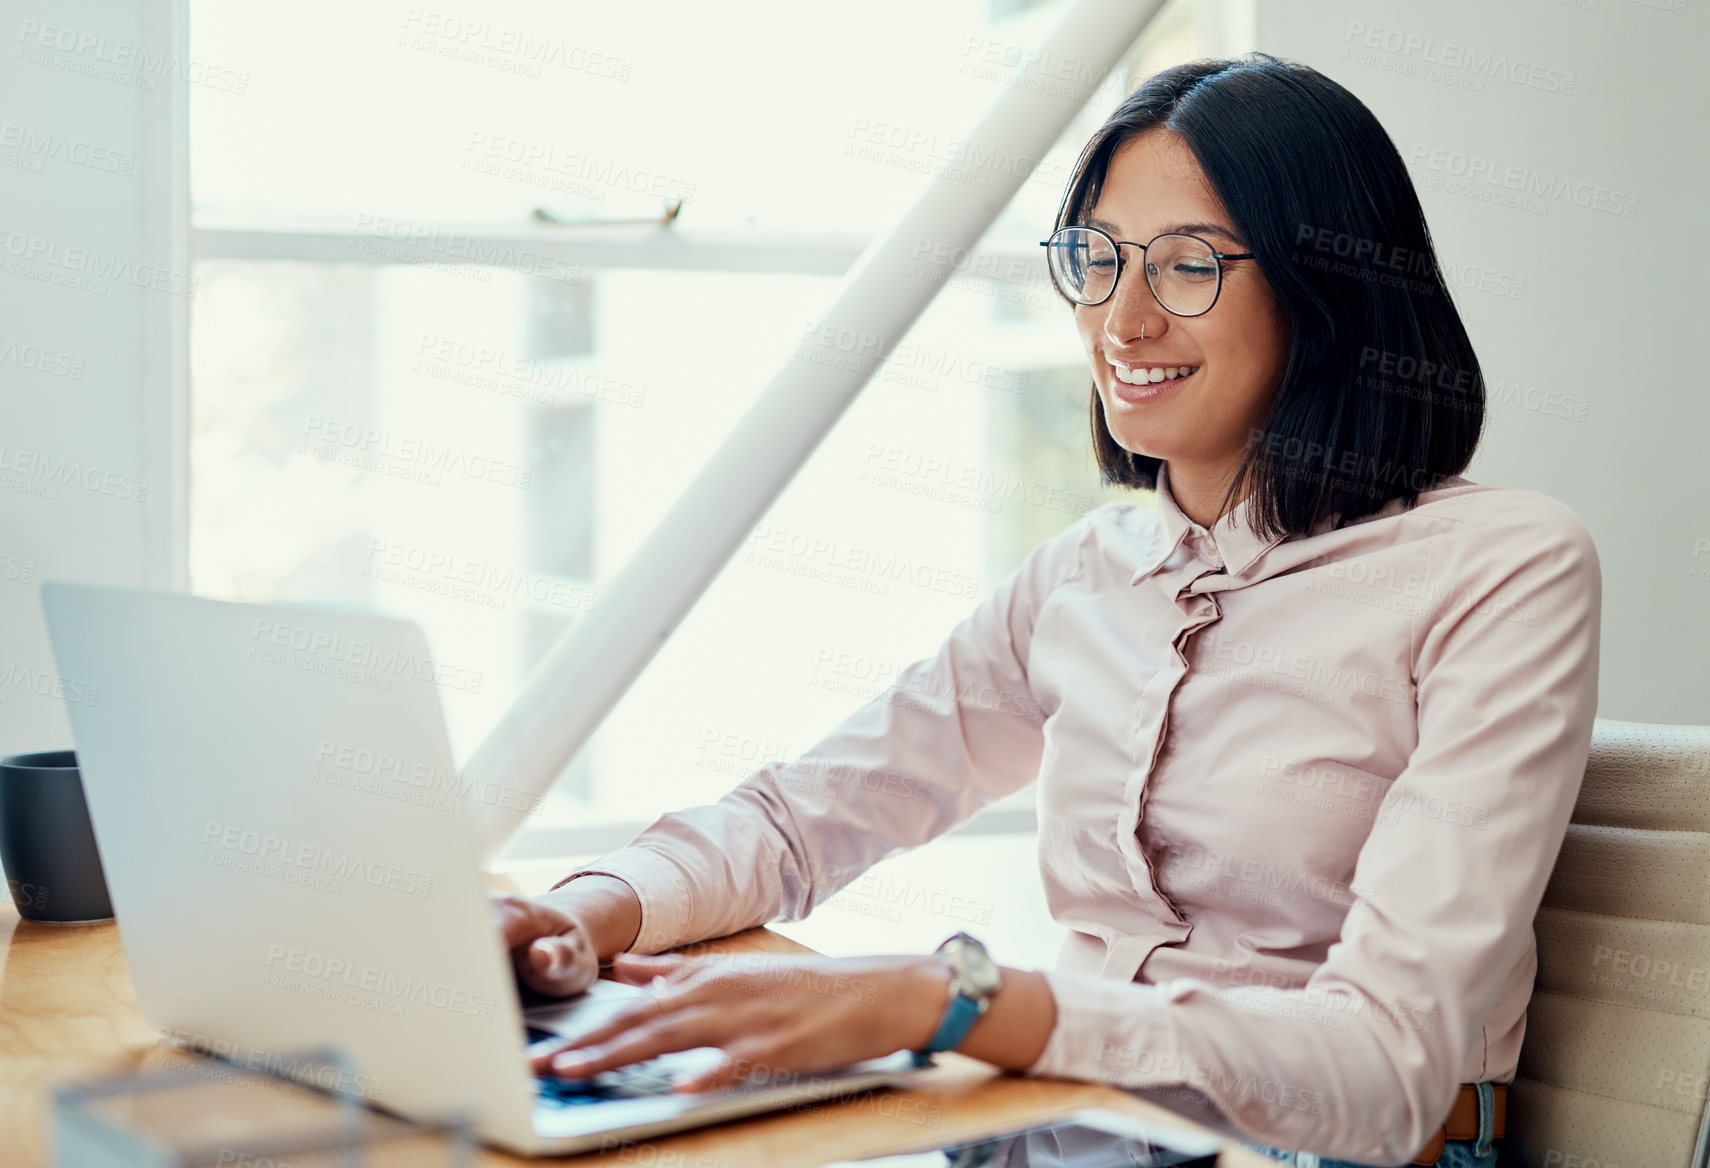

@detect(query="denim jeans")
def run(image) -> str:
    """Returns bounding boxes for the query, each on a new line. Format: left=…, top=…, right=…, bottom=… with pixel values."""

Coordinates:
left=1239, top=1081, right=1501, bottom=1168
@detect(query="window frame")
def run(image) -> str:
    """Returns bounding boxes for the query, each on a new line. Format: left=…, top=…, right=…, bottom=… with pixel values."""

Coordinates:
left=186, top=220, right=1048, bottom=861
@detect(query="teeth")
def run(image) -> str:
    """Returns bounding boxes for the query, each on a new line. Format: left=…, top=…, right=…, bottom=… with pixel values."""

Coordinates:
left=1112, top=364, right=1199, bottom=385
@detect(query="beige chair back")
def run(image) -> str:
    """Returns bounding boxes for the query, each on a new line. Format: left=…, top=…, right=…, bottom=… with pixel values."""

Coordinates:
left=1509, top=718, right=1710, bottom=1168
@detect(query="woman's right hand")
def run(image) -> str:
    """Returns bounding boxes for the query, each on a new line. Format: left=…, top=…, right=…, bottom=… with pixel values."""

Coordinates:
left=496, top=892, right=602, bottom=997
left=494, top=874, right=644, bottom=998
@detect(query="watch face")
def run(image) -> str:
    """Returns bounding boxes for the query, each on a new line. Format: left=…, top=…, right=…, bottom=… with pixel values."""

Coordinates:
left=963, top=945, right=1001, bottom=994
left=943, top=933, right=1002, bottom=995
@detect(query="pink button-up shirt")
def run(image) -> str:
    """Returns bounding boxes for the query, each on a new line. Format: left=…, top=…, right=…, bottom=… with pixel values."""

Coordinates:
left=560, top=461, right=1602, bottom=1163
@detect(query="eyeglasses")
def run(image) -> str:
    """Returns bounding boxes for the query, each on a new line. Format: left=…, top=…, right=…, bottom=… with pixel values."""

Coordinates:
left=1039, top=225, right=1254, bottom=315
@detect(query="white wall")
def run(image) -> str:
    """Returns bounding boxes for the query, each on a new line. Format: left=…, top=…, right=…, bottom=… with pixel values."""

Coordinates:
left=0, top=0, right=188, bottom=754
left=1258, top=0, right=1708, bottom=724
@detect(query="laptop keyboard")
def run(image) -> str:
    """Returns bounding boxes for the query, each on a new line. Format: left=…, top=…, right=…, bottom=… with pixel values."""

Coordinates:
left=527, top=1024, right=681, bottom=1107
left=535, top=1063, right=679, bottom=1107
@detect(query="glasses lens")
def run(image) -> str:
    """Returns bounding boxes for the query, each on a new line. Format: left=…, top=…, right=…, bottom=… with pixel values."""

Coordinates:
left=1046, top=227, right=1117, bottom=304
left=1144, top=234, right=1220, bottom=315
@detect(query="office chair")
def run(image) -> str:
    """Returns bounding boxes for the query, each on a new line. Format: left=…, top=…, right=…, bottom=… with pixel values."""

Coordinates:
left=1506, top=718, right=1710, bottom=1168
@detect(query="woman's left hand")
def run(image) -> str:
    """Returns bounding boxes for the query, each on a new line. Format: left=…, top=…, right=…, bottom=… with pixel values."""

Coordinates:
left=528, top=950, right=952, bottom=1093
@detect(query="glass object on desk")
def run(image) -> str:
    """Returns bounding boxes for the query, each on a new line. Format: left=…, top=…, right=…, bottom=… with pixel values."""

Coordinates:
left=815, top=1107, right=1223, bottom=1167
left=52, top=1045, right=473, bottom=1167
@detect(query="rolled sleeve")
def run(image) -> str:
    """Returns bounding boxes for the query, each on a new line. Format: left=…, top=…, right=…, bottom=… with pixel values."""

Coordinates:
left=1020, top=495, right=1602, bottom=1164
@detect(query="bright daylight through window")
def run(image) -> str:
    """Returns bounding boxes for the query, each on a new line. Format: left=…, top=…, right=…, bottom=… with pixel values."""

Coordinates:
left=186, top=0, right=1205, bottom=878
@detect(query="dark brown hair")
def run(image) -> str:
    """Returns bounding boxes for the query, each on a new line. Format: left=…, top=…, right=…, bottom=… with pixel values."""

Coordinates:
left=1056, top=52, right=1485, bottom=539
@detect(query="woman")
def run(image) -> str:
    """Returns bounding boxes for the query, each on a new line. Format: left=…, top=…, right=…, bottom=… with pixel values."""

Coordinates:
left=499, top=53, right=1599, bottom=1168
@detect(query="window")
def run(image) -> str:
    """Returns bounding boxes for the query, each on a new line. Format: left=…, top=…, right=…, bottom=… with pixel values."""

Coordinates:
left=187, top=0, right=1212, bottom=862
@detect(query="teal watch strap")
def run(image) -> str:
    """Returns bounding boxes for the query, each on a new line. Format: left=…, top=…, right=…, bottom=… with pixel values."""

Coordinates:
left=916, top=932, right=999, bottom=1058
left=921, top=990, right=983, bottom=1054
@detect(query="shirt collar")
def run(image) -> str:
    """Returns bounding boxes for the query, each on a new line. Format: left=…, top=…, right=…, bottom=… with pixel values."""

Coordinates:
left=1129, top=461, right=1292, bottom=585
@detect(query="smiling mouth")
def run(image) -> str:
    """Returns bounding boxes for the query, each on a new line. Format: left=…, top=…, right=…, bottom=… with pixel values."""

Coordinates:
left=1109, top=362, right=1201, bottom=386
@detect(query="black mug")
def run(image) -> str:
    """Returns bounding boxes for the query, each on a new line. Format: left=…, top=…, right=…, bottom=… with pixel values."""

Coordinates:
left=0, top=749, right=114, bottom=923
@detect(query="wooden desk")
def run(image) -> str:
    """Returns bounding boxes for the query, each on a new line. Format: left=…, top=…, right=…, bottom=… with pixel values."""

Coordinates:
left=0, top=869, right=1271, bottom=1167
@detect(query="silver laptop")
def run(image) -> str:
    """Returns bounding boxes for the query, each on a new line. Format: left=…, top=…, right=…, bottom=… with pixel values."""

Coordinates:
left=40, top=580, right=930, bottom=1157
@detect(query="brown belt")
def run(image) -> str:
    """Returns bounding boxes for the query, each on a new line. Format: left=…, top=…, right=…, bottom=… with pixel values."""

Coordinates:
left=1411, top=1082, right=1506, bottom=1165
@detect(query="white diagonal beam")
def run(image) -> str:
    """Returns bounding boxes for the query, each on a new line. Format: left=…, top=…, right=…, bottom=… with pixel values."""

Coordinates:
left=464, top=0, right=1167, bottom=865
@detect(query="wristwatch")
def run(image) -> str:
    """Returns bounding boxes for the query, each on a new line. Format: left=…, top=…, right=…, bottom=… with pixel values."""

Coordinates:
left=916, top=932, right=1003, bottom=1055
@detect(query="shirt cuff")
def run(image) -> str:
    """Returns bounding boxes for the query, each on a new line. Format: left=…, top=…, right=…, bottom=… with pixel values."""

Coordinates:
left=1024, top=968, right=1181, bottom=1085
left=554, top=847, right=695, bottom=955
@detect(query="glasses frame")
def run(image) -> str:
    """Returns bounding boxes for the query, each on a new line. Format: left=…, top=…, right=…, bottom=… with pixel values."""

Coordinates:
left=1038, top=225, right=1255, bottom=316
